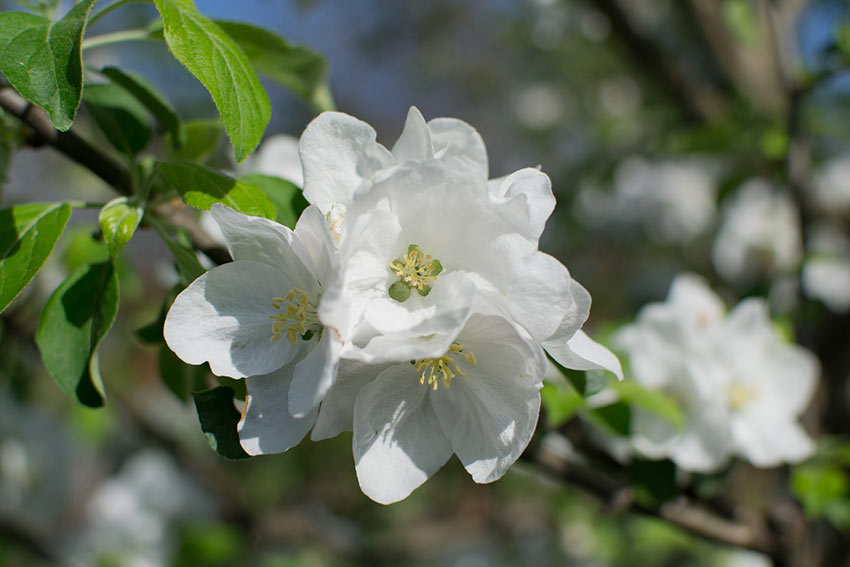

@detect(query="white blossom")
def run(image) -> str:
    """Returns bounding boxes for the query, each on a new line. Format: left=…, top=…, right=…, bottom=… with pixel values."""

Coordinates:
left=615, top=274, right=818, bottom=471
left=712, top=179, right=802, bottom=283
left=164, top=204, right=342, bottom=453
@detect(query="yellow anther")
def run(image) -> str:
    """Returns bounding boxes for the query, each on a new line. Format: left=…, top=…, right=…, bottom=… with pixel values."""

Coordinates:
left=389, top=244, right=442, bottom=292
left=729, top=382, right=759, bottom=411
left=413, top=343, right=476, bottom=390
left=269, top=289, right=320, bottom=346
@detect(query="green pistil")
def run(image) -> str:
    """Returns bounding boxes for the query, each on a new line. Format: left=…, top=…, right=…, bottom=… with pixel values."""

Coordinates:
left=388, top=244, right=442, bottom=302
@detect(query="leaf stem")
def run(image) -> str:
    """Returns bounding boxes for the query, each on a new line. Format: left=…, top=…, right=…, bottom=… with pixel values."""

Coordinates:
left=81, top=28, right=152, bottom=50
left=87, top=0, right=150, bottom=27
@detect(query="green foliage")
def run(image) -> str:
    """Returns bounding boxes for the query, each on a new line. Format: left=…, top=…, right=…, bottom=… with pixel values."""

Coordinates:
left=98, top=197, right=143, bottom=258
left=85, top=81, right=151, bottom=156
left=215, top=20, right=334, bottom=112
left=0, top=202, right=71, bottom=313
left=629, top=458, right=677, bottom=505
left=611, top=380, right=684, bottom=430
left=158, top=161, right=277, bottom=220
left=152, top=0, right=271, bottom=162
left=590, top=401, right=631, bottom=436
left=165, top=119, right=223, bottom=162
left=540, top=380, right=584, bottom=428
left=159, top=343, right=208, bottom=402
left=152, top=224, right=206, bottom=285
left=0, top=0, right=98, bottom=130
left=36, top=261, right=119, bottom=407
left=237, top=173, right=309, bottom=229
left=101, top=66, right=185, bottom=146
left=192, top=386, right=250, bottom=459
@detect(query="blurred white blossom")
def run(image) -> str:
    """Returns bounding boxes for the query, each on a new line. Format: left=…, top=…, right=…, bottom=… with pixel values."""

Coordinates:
left=712, top=179, right=802, bottom=283
left=615, top=274, right=818, bottom=472
left=811, top=155, right=850, bottom=214
left=803, top=223, right=850, bottom=313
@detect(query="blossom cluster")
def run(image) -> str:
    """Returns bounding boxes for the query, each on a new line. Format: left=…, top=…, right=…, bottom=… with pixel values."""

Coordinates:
left=614, top=274, right=818, bottom=472
left=164, top=108, right=621, bottom=503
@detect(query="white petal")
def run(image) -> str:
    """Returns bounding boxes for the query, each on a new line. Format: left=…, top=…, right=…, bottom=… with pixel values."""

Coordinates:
left=299, top=111, right=394, bottom=213
left=288, top=330, right=342, bottom=418
left=427, top=116, right=488, bottom=178
left=211, top=205, right=317, bottom=294
left=353, top=366, right=453, bottom=504
left=488, top=168, right=555, bottom=242
left=731, top=413, right=814, bottom=467
left=431, top=319, right=543, bottom=483
left=391, top=107, right=433, bottom=163
left=545, top=330, right=624, bottom=381
left=238, top=367, right=318, bottom=455
left=163, top=261, right=301, bottom=377
left=293, top=204, right=338, bottom=283
left=311, top=360, right=388, bottom=441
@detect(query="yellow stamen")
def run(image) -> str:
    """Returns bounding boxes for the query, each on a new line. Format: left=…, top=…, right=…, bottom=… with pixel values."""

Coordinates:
left=413, top=343, right=477, bottom=390
left=389, top=245, right=442, bottom=291
left=269, top=289, right=320, bottom=345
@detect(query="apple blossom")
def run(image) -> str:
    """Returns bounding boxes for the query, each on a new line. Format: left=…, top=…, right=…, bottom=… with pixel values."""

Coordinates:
left=615, top=274, right=818, bottom=472
left=163, top=204, right=342, bottom=453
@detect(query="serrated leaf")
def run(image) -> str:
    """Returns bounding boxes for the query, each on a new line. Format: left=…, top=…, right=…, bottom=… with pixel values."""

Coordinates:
left=540, top=381, right=585, bottom=428
left=84, top=81, right=151, bottom=155
left=193, top=386, right=250, bottom=459
left=36, top=261, right=119, bottom=407
left=237, top=173, right=308, bottom=229
left=612, top=380, right=684, bottom=430
left=0, top=0, right=99, bottom=131
left=0, top=202, right=71, bottom=313
left=158, top=161, right=276, bottom=220
left=101, top=66, right=185, bottom=146
left=215, top=20, right=333, bottom=112
left=98, top=197, right=142, bottom=258
left=165, top=119, right=222, bottom=162
left=152, top=0, right=270, bottom=161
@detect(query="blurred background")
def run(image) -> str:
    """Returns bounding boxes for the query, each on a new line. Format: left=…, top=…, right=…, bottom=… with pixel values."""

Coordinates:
left=2, top=0, right=850, bottom=565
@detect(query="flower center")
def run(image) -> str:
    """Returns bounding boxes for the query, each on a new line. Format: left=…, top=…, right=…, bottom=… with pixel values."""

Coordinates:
left=728, top=382, right=759, bottom=411
left=413, top=343, right=477, bottom=390
left=388, top=244, right=443, bottom=302
left=269, top=289, right=321, bottom=346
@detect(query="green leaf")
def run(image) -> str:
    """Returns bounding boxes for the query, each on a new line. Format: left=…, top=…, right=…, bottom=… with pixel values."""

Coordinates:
left=612, top=380, right=684, bottom=430
left=237, top=173, right=308, bottom=228
left=0, top=0, right=99, bottom=131
left=160, top=343, right=208, bottom=402
left=101, top=66, right=185, bottom=146
left=791, top=462, right=850, bottom=517
left=36, top=261, right=119, bottom=407
left=192, top=386, right=250, bottom=459
left=540, top=381, right=585, bottom=428
left=84, top=81, right=151, bottom=155
left=0, top=202, right=71, bottom=313
left=151, top=223, right=206, bottom=285
left=158, top=161, right=276, bottom=220
left=215, top=20, right=334, bottom=112
left=590, top=401, right=631, bottom=436
left=629, top=458, right=677, bottom=505
left=165, top=119, right=223, bottom=162
left=98, top=197, right=143, bottom=258
left=152, top=0, right=270, bottom=161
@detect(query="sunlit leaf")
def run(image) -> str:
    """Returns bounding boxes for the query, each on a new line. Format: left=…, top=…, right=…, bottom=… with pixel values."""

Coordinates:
left=159, top=161, right=276, bottom=220
left=0, top=0, right=99, bottom=130
left=238, top=173, right=308, bottom=229
left=152, top=0, right=270, bottom=161
left=612, top=380, right=684, bottom=430
left=0, top=202, right=71, bottom=313
left=540, top=381, right=585, bottom=428
left=98, top=197, right=143, bottom=258
left=215, top=20, right=334, bottom=111
left=36, top=261, right=119, bottom=407
left=165, top=119, right=222, bottom=162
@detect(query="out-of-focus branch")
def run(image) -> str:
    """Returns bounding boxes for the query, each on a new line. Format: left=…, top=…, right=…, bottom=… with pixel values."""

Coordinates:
left=587, top=0, right=728, bottom=122
left=0, top=516, right=54, bottom=563
left=522, top=440, right=801, bottom=566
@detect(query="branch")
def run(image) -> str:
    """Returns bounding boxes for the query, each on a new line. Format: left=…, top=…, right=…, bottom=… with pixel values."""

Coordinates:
left=522, top=442, right=785, bottom=561
left=587, top=0, right=728, bottom=122
left=0, top=88, right=132, bottom=196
